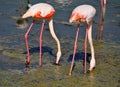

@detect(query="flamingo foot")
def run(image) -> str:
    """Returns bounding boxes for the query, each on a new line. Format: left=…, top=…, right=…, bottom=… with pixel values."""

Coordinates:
left=69, top=63, right=75, bottom=76
left=25, top=61, right=30, bottom=68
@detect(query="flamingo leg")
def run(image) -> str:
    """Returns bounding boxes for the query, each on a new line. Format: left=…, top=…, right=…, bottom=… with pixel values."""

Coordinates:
left=49, top=19, right=62, bottom=65
left=97, top=0, right=106, bottom=40
left=39, top=20, right=45, bottom=67
left=24, top=20, right=35, bottom=68
left=69, top=23, right=80, bottom=75
left=84, top=24, right=88, bottom=74
left=97, top=0, right=103, bottom=40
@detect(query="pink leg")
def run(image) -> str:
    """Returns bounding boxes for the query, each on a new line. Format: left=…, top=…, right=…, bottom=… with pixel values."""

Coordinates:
left=97, top=0, right=106, bottom=40
left=24, top=20, right=35, bottom=67
left=39, top=20, right=45, bottom=67
left=84, top=24, right=88, bottom=74
left=69, top=23, right=80, bottom=75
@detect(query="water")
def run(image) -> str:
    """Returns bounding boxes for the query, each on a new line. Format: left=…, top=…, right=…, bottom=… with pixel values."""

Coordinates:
left=0, top=0, right=120, bottom=42
left=0, top=0, right=120, bottom=87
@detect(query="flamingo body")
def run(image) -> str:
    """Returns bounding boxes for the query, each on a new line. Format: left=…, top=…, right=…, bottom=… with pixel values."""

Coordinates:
left=70, top=5, right=96, bottom=23
left=22, top=3, right=55, bottom=19
left=69, top=5, right=96, bottom=75
left=22, top=3, right=61, bottom=67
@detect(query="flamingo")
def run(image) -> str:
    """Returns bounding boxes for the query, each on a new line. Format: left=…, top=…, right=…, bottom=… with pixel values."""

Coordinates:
left=69, top=5, right=96, bottom=75
left=97, top=0, right=106, bottom=40
left=22, top=3, right=62, bottom=67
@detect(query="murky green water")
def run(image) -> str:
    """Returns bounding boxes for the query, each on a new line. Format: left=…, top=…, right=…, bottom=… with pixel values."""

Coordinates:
left=0, top=0, right=120, bottom=87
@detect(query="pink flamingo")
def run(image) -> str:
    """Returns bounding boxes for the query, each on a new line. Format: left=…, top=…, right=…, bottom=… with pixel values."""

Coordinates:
left=22, top=3, right=62, bottom=67
left=69, top=5, right=96, bottom=75
left=97, top=0, right=106, bottom=39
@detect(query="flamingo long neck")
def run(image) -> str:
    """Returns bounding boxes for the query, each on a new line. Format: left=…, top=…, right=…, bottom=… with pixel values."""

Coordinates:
left=87, top=21, right=95, bottom=67
left=49, top=19, right=61, bottom=63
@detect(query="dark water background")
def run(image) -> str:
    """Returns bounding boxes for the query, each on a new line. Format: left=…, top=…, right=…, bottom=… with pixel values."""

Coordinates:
left=0, top=0, right=120, bottom=87
left=0, top=0, right=120, bottom=43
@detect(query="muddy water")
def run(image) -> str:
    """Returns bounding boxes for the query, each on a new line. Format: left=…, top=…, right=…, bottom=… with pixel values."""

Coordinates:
left=0, top=0, right=120, bottom=87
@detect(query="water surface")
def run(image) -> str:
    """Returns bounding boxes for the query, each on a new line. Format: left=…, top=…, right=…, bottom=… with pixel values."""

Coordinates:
left=0, top=0, right=120, bottom=87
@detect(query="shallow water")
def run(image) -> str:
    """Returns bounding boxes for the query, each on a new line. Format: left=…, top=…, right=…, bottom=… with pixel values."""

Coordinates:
left=0, top=0, right=120, bottom=87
